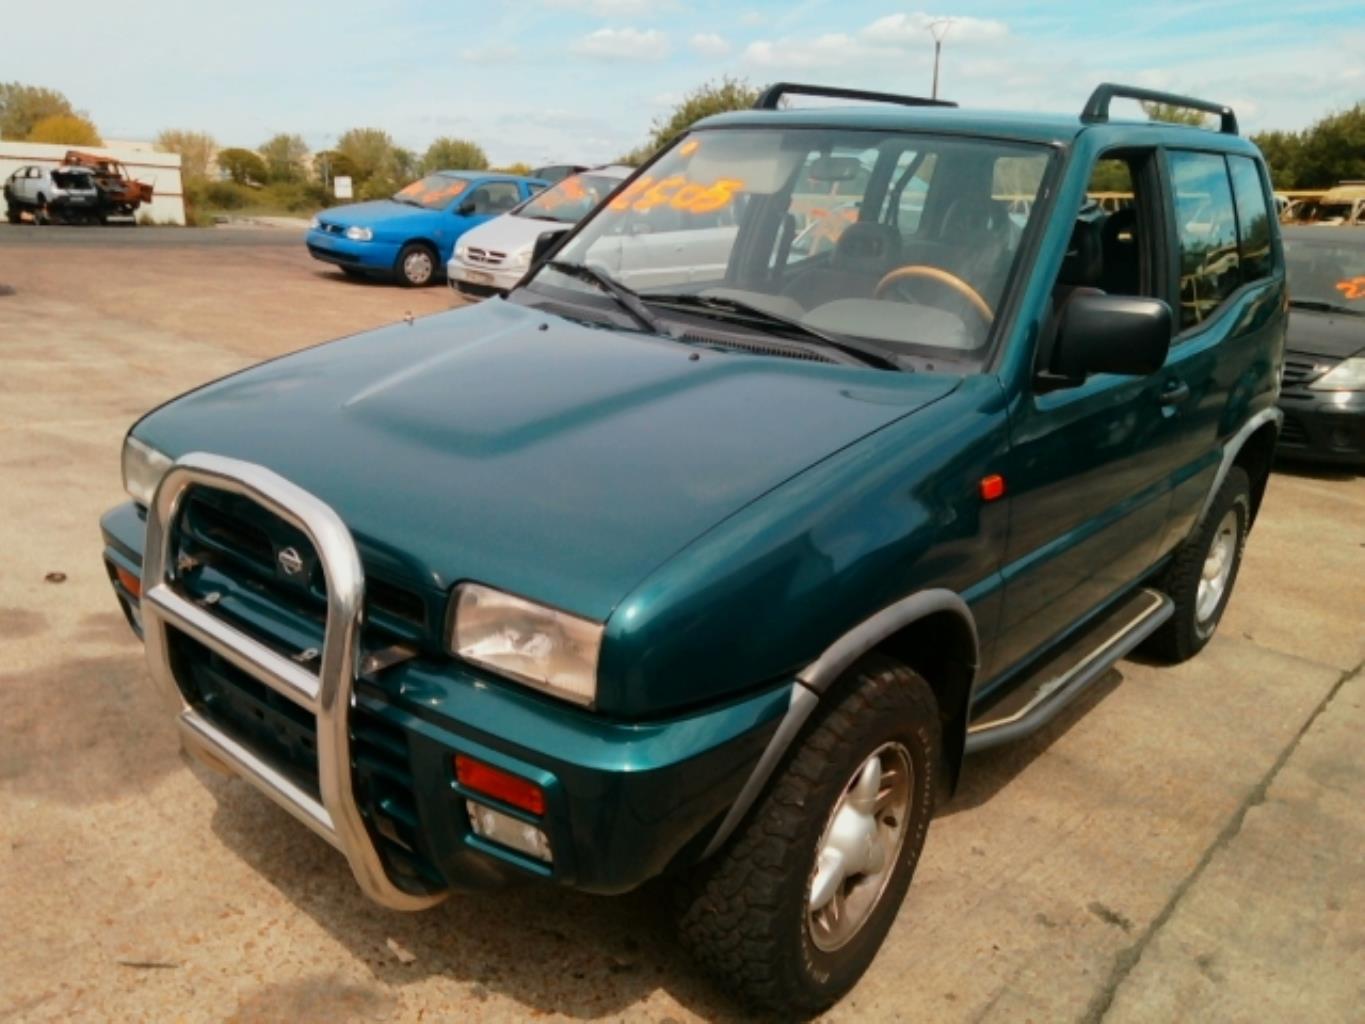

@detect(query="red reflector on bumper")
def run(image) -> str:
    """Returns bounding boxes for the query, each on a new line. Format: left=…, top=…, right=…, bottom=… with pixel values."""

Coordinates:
left=114, top=565, right=142, bottom=599
left=455, top=754, right=545, bottom=816
left=979, top=474, right=1006, bottom=502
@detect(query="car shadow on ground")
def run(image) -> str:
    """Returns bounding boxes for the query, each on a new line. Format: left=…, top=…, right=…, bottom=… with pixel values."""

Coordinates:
left=938, top=666, right=1126, bottom=818
left=1272, top=457, right=1362, bottom=481
left=203, top=767, right=762, bottom=1021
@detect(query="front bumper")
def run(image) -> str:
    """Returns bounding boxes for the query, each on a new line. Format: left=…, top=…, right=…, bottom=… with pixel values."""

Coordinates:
left=1276, top=388, right=1365, bottom=465
left=306, top=228, right=399, bottom=273
left=447, top=257, right=524, bottom=296
left=101, top=470, right=787, bottom=905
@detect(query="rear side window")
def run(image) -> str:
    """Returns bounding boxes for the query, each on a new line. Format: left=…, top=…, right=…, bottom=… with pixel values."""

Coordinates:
left=1168, top=150, right=1240, bottom=330
left=1227, top=156, right=1273, bottom=282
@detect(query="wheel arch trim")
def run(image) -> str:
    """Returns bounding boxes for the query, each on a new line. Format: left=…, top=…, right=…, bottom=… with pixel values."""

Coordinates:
left=1195, top=407, right=1282, bottom=531
left=700, top=588, right=979, bottom=859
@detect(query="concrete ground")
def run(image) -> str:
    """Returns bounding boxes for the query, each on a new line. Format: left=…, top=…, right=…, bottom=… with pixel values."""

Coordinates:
left=0, top=227, right=1361, bottom=1023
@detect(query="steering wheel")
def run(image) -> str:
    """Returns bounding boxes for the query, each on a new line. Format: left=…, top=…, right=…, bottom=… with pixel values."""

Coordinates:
left=874, top=265, right=994, bottom=325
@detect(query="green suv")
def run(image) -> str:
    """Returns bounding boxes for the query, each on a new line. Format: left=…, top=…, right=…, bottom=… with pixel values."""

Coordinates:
left=101, top=83, right=1284, bottom=1014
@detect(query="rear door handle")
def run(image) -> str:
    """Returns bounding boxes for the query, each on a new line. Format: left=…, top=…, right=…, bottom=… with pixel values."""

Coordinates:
left=1158, top=381, right=1190, bottom=406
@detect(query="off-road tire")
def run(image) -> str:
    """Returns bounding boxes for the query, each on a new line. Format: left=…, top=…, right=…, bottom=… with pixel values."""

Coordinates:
left=1146, top=466, right=1250, bottom=662
left=395, top=242, right=437, bottom=287
left=675, top=653, right=940, bottom=1017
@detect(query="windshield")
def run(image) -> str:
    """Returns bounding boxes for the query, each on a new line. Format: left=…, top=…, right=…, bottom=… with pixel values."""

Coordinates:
left=519, top=172, right=622, bottom=224
left=393, top=175, right=468, bottom=209
left=526, top=127, right=1051, bottom=362
left=1285, top=235, right=1365, bottom=309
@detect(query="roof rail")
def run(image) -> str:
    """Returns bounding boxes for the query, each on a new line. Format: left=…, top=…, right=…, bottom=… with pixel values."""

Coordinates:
left=1081, top=83, right=1237, bottom=135
left=754, top=82, right=956, bottom=111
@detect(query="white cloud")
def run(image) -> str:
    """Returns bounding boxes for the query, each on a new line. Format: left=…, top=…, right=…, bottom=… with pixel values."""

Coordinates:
left=690, top=32, right=731, bottom=57
left=744, top=33, right=869, bottom=70
left=458, top=44, right=519, bottom=64
left=572, top=26, right=669, bottom=60
left=861, top=13, right=1008, bottom=46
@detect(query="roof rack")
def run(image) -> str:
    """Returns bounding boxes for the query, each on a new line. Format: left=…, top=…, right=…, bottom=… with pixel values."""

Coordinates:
left=1082, top=83, right=1237, bottom=135
left=754, top=82, right=956, bottom=111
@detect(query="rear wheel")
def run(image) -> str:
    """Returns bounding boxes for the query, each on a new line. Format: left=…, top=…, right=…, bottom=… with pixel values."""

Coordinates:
left=34, top=196, right=50, bottom=225
left=1146, top=466, right=1250, bottom=662
left=675, top=653, right=940, bottom=1016
left=395, top=242, right=437, bottom=286
left=5, top=205, right=18, bottom=224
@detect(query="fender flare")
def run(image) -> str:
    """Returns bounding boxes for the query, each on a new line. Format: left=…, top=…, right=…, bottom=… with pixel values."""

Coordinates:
left=700, top=588, right=979, bottom=858
left=1193, top=407, right=1282, bottom=531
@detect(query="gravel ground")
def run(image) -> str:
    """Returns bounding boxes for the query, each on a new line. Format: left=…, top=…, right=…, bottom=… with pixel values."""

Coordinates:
left=1, top=227, right=1361, bottom=1023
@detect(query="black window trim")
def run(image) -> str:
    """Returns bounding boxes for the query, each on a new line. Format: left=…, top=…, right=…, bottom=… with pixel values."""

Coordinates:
left=1161, top=145, right=1280, bottom=344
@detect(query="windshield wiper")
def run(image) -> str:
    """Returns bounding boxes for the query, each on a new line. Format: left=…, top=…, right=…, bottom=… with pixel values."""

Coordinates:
left=644, top=293, right=900, bottom=370
left=391, top=196, right=423, bottom=207
left=545, top=261, right=665, bottom=334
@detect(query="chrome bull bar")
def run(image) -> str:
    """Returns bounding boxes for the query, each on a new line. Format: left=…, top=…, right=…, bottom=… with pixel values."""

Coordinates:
left=140, top=451, right=445, bottom=911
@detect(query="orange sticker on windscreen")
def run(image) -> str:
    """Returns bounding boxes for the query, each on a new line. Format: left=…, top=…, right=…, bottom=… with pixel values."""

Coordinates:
left=1336, top=276, right=1365, bottom=301
left=397, top=177, right=468, bottom=204
left=608, top=175, right=743, bottom=215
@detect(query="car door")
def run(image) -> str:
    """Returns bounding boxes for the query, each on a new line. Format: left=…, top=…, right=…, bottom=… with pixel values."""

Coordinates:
left=448, top=180, right=523, bottom=257
left=990, top=145, right=1183, bottom=676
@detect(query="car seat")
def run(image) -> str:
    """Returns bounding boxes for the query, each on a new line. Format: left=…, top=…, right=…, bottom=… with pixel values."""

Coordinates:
left=782, top=222, right=902, bottom=308
left=1100, top=208, right=1141, bottom=295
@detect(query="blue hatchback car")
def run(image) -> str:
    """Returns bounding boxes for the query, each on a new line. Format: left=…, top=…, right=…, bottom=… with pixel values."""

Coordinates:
left=306, top=171, right=547, bottom=286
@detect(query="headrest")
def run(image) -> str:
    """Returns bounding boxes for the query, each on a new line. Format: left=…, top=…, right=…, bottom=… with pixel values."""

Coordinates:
left=943, top=197, right=1008, bottom=239
left=834, top=222, right=901, bottom=267
left=1059, top=214, right=1104, bottom=287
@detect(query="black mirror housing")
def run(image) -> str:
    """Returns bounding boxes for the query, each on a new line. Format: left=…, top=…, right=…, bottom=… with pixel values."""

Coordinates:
left=1050, top=293, right=1172, bottom=379
left=530, top=230, right=565, bottom=268
left=457, top=199, right=476, bottom=215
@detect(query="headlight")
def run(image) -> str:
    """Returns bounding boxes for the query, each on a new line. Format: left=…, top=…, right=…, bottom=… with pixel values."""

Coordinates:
left=345, top=225, right=373, bottom=242
left=449, top=583, right=602, bottom=706
left=122, top=435, right=173, bottom=506
left=507, top=247, right=532, bottom=270
left=308, top=216, right=320, bottom=230
left=455, top=244, right=469, bottom=260
left=1310, top=356, right=1365, bottom=391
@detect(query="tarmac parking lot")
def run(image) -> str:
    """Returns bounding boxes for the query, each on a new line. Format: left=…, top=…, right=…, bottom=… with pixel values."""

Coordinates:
left=0, top=225, right=1362, bottom=1023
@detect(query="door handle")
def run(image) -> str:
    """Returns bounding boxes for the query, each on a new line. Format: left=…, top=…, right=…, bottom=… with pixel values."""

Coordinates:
left=1158, top=380, right=1190, bottom=406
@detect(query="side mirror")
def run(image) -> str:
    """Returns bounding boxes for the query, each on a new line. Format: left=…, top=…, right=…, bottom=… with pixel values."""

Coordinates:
left=1049, top=293, right=1172, bottom=379
left=457, top=199, right=476, bottom=216
left=530, top=229, right=565, bottom=267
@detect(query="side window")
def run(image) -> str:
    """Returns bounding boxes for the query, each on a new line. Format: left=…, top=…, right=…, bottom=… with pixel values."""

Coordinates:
left=466, top=182, right=520, bottom=214
left=1227, top=156, right=1272, bottom=283
left=1167, top=150, right=1240, bottom=330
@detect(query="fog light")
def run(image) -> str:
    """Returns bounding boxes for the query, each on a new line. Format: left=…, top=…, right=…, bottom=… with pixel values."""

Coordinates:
left=466, top=801, right=553, bottom=863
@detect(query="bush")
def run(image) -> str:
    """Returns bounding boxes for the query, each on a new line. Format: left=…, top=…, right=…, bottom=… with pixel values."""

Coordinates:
left=201, top=180, right=258, bottom=209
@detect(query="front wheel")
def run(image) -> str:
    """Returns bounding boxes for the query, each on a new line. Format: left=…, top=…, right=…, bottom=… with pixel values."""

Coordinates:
left=395, top=242, right=437, bottom=287
left=1146, top=466, right=1250, bottom=662
left=675, top=654, right=940, bottom=1016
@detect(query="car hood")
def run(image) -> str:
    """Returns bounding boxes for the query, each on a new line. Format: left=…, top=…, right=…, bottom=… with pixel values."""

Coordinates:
left=455, top=213, right=570, bottom=259
left=319, top=199, right=435, bottom=232
left=135, top=300, right=957, bottom=620
left=1287, top=307, right=1365, bottom=360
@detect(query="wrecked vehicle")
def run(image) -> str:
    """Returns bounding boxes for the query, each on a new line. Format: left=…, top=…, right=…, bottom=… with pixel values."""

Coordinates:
left=63, top=150, right=155, bottom=221
left=4, top=163, right=100, bottom=223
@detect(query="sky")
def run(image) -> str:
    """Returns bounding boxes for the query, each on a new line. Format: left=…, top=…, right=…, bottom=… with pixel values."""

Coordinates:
left=9, top=0, right=1365, bottom=167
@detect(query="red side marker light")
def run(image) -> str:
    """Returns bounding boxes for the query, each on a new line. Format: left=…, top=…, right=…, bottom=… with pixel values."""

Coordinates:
left=979, top=474, right=1006, bottom=502
left=115, top=564, right=142, bottom=599
left=455, top=754, right=545, bottom=816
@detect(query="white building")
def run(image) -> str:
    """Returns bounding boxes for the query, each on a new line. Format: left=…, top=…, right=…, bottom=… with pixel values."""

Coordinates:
left=0, top=139, right=185, bottom=224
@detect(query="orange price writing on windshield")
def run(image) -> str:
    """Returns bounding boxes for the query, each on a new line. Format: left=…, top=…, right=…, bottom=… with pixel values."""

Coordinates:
left=609, top=175, right=744, bottom=215
left=1335, top=276, right=1365, bottom=301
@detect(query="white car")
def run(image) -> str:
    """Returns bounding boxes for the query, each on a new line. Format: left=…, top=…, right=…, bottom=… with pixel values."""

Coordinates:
left=4, top=164, right=100, bottom=224
left=450, top=166, right=632, bottom=297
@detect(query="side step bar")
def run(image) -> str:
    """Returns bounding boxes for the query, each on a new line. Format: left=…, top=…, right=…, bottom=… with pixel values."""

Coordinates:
left=965, top=588, right=1172, bottom=753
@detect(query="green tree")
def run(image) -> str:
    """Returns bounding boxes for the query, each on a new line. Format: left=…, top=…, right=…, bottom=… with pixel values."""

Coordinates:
left=156, top=129, right=218, bottom=182
left=620, top=76, right=760, bottom=165
left=493, top=161, right=534, bottom=176
left=313, top=149, right=357, bottom=186
left=422, top=137, right=488, bottom=173
left=0, top=82, right=74, bottom=139
left=1251, top=129, right=1303, bottom=189
left=1140, top=101, right=1209, bottom=127
left=259, top=133, right=309, bottom=182
left=335, top=127, right=396, bottom=184
left=217, top=147, right=268, bottom=185
left=1294, top=103, right=1365, bottom=187
left=26, top=113, right=101, bottom=146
